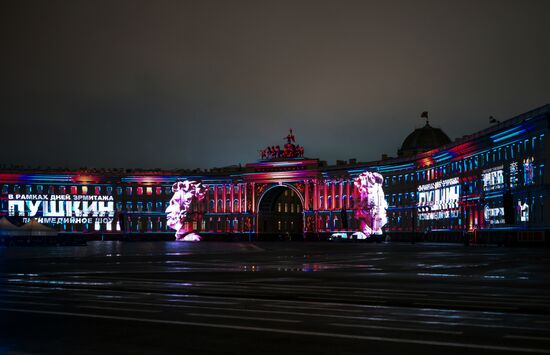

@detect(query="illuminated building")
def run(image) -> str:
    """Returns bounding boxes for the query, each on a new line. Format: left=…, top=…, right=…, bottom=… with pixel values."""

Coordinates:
left=1, top=104, right=548, bottom=243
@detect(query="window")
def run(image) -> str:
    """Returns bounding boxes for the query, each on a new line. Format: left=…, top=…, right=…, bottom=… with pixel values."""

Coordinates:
left=59, top=186, right=66, bottom=194
left=524, top=157, right=535, bottom=185
left=126, top=187, right=133, bottom=195
left=106, top=186, right=113, bottom=195
left=95, top=186, right=101, bottom=195
left=156, top=187, right=162, bottom=195
left=146, top=187, right=152, bottom=195
left=137, top=187, right=143, bottom=195
left=82, top=186, right=88, bottom=194
left=116, top=187, right=122, bottom=195
left=70, top=186, right=77, bottom=194
left=509, top=162, right=519, bottom=189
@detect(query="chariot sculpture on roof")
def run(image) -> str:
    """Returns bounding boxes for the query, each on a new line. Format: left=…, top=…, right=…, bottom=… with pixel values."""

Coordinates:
left=259, top=129, right=305, bottom=160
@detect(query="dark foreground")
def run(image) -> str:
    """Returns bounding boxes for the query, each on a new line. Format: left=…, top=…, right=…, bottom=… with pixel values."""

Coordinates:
left=0, top=242, right=549, bottom=355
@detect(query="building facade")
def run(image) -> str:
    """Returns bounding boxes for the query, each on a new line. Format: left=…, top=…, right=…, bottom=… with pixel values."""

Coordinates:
left=1, top=104, right=548, bottom=243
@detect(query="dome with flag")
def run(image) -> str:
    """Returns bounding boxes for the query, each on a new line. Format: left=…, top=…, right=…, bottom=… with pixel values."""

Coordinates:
left=398, top=121, right=451, bottom=158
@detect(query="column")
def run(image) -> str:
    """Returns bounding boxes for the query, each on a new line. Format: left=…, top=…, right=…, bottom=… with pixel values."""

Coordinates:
left=339, top=180, right=344, bottom=210
left=324, top=181, right=328, bottom=211
left=230, top=184, right=234, bottom=213
left=222, top=185, right=227, bottom=212
left=313, top=180, right=318, bottom=210
left=244, top=183, right=248, bottom=212
left=238, top=183, right=242, bottom=213
left=346, top=180, right=351, bottom=209
left=331, top=180, right=336, bottom=210
left=251, top=183, right=255, bottom=213
left=304, top=180, right=309, bottom=210
left=214, top=185, right=218, bottom=213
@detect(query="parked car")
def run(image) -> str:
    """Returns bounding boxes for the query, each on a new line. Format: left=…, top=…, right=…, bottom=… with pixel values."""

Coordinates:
left=329, top=232, right=382, bottom=242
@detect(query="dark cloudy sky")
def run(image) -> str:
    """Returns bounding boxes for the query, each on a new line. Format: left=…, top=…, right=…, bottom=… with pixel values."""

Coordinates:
left=2, top=0, right=550, bottom=169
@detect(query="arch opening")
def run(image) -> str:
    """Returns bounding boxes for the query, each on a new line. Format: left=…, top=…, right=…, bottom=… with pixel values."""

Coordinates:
left=257, top=185, right=304, bottom=240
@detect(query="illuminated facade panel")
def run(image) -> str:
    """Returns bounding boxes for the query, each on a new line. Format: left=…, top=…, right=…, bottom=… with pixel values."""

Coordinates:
left=0, top=105, right=548, bottom=241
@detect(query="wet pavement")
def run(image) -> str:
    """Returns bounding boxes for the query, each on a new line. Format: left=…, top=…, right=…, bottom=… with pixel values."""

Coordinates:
left=1, top=241, right=549, bottom=354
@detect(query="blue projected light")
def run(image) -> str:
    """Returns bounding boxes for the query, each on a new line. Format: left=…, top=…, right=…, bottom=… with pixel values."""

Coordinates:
left=432, top=151, right=454, bottom=163
left=490, top=126, right=527, bottom=143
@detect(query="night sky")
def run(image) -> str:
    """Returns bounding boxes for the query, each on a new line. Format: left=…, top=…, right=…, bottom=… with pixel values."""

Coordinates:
left=2, top=0, right=550, bottom=170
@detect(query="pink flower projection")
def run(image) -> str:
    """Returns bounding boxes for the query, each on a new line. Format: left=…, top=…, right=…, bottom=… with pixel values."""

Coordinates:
left=165, top=180, right=207, bottom=241
left=353, top=172, right=388, bottom=236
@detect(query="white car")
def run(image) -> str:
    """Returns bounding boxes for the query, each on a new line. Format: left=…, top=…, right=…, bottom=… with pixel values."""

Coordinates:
left=329, top=231, right=381, bottom=242
left=351, top=231, right=369, bottom=240
left=329, top=232, right=349, bottom=241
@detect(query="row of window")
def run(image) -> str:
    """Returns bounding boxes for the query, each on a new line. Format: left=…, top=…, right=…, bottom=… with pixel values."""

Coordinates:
left=0, top=184, right=186, bottom=197
left=276, top=203, right=302, bottom=213
left=385, top=134, right=544, bottom=187
left=2, top=184, right=115, bottom=195
left=386, top=194, right=545, bottom=231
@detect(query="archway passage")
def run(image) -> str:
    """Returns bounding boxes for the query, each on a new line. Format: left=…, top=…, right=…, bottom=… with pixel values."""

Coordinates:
left=257, top=185, right=303, bottom=240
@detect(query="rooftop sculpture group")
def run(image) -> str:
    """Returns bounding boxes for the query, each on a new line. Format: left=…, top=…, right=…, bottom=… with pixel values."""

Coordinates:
left=260, top=129, right=304, bottom=160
